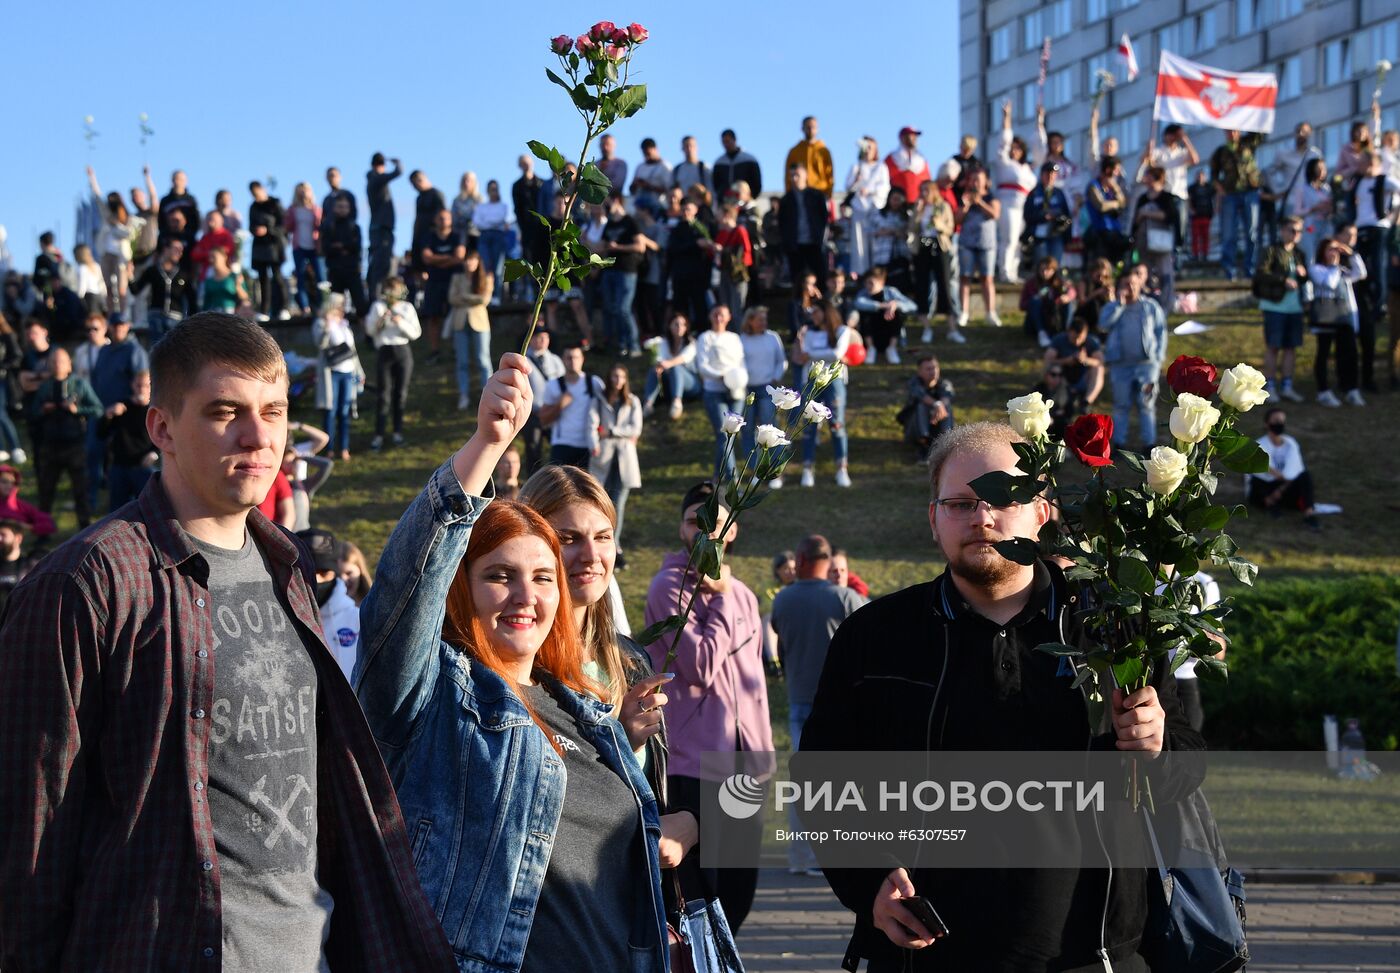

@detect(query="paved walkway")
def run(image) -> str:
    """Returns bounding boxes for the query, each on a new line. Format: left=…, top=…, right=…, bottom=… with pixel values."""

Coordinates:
left=738, top=869, right=1400, bottom=972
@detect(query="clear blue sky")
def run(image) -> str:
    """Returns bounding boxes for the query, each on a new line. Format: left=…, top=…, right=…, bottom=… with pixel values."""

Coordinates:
left=1, top=0, right=960, bottom=269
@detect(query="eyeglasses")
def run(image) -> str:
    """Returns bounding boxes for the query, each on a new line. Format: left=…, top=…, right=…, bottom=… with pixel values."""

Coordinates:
left=934, top=497, right=1023, bottom=519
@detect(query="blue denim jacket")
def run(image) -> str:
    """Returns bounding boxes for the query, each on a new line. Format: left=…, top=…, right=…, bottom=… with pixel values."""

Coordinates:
left=353, top=461, right=669, bottom=973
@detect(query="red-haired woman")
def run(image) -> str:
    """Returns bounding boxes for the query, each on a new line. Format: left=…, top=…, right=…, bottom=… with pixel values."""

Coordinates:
left=354, top=354, right=668, bottom=973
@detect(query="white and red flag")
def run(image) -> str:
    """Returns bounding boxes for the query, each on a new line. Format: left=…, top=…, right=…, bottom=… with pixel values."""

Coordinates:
left=1117, top=33, right=1139, bottom=81
left=1153, top=50, right=1277, bottom=132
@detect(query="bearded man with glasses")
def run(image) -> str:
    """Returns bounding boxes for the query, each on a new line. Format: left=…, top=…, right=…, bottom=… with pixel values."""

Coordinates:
left=800, top=420, right=1202, bottom=973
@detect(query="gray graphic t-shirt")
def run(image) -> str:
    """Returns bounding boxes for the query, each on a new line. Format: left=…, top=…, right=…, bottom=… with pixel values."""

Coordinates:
left=193, top=530, right=334, bottom=972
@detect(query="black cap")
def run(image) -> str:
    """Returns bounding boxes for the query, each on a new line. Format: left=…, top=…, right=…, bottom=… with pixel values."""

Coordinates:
left=296, top=528, right=340, bottom=574
left=681, top=481, right=716, bottom=515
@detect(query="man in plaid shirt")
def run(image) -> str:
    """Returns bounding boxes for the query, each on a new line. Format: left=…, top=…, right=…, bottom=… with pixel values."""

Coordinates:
left=0, top=313, right=454, bottom=971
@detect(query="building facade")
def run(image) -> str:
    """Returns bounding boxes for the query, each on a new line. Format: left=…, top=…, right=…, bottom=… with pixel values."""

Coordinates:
left=960, top=0, right=1400, bottom=177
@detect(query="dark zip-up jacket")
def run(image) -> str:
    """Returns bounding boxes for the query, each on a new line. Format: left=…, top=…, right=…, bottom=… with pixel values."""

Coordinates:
left=801, top=561, right=1204, bottom=972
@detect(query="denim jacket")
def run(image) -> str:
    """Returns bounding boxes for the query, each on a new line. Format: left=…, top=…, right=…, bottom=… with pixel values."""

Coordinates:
left=353, top=460, right=669, bottom=973
left=1099, top=298, right=1167, bottom=368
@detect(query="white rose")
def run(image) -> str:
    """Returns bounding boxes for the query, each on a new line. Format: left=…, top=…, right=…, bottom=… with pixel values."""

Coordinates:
left=766, top=385, right=802, bottom=411
left=1006, top=392, right=1054, bottom=440
left=1380, top=59, right=1394, bottom=72
left=1217, top=363, right=1269, bottom=412
left=803, top=400, right=832, bottom=424
left=754, top=424, right=791, bottom=449
left=721, top=412, right=746, bottom=436
left=1169, top=393, right=1220, bottom=445
left=1144, top=446, right=1189, bottom=496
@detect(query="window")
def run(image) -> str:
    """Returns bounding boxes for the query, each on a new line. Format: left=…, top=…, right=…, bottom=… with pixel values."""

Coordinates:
left=1357, top=21, right=1400, bottom=77
left=1277, top=55, right=1302, bottom=101
left=1045, top=65, right=1076, bottom=110
left=990, top=23, right=1014, bottom=65
left=1274, top=0, right=1303, bottom=19
left=1023, top=0, right=1072, bottom=50
left=1022, top=82, right=1040, bottom=122
left=1318, top=122, right=1349, bottom=163
left=1087, top=0, right=1109, bottom=21
left=1102, top=114, right=1143, bottom=157
left=1160, top=12, right=1218, bottom=58
left=1322, top=38, right=1352, bottom=87
left=1236, top=0, right=1260, bottom=37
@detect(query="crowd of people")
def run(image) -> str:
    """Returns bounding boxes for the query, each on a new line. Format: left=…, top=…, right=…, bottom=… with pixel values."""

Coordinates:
left=0, top=99, right=1386, bottom=970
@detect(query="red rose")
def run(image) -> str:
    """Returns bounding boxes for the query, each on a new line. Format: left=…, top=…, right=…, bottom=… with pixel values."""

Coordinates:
left=549, top=34, right=573, bottom=55
left=627, top=22, right=649, bottom=43
left=1166, top=355, right=1219, bottom=398
left=589, top=20, right=617, bottom=41
left=1065, top=414, right=1115, bottom=468
left=609, top=27, right=630, bottom=45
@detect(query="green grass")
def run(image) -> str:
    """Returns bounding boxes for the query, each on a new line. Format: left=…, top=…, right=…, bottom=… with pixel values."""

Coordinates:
left=279, top=301, right=1397, bottom=629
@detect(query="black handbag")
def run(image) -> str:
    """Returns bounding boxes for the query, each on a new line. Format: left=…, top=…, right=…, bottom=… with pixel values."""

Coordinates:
left=323, top=342, right=356, bottom=367
left=1139, top=795, right=1249, bottom=973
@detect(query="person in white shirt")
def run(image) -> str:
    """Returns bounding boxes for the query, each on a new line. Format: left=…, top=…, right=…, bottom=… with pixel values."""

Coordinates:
left=1309, top=231, right=1367, bottom=407
left=992, top=102, right=1037, bottom=283
left=1348, top=151, right=1400, bottom=391
left=297, top=528, right=361, bottom=683
left=1137, top=124, right=1199, bottom=248
left=523, top=327, right=567, bottom=473
left=1246, top=407, right=1319, bottom=530
left=73, top=311, right=110, bottom=381
left=695, top=304, right=748, bottom=479
left=1289, top=159, right=1333, bottom=262
left=538, top=344, right=603, bottom=469
left=672, top=136, right=711, bottom=196
left=738, top=306, right=787, bottom=481
left=312, top=292, right=363, bottom=460
left=363, top=275, right=422, bottom=450
left=1035, top=107, right=1081, bottom=205
left=1267, top=122, right=1321, bottom=222
left=845, top=138, right=891, bottom=277
left=630, top=138, right=673, bottom=213
left=793, top=302, right=853, bottom=488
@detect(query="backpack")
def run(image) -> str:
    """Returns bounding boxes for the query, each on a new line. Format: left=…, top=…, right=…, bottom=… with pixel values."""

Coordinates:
left=547, top=373, right=600, bottom=427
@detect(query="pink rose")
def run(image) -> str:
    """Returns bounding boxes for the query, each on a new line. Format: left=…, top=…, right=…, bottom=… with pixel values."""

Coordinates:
left=609, top=27, right=630, bottom=45
left=589, top=20, right=616, bottom=41
left=627, top=22, right=648, bottom=43
left=575, top=34, right=598, bottom=57
left=603, top=43, right=626, bottom=61
left=549, top=34, right=572, bottom=55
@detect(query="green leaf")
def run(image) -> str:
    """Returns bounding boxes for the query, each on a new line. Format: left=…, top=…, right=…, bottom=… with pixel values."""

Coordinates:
left=1071, top=666, right=1097, bottom=689
left=1218, top=438, right=1270, bottom=474
left=614, top=83, right=648, bottom=118
left=568, top=52, right=580, bottom=71
left=1064, top=564, right=1099, bottom=582
left=1034, top=642, right=1083, bottom=657
left=993, top=537, right=1041, bottom=565
left=1113, top=556, right=1156, bottom=594
left=570, top=84, right=599, bottom=112
left=602, top=59, right=619, bottom=83
left=1110, top=655, right=1150, bottom=691
left=1194, top=654, right=1229, bottom=682
left=636, top=614, right=685, bottom=646
left=694, top=534, right=723, bottom=580
left=968, top=470, right=1044, bottom=506
left=502, top=259, right=535, bottom=284
left=545, top=68, right=572, bottom=93
left=1198, top=469, right=1218, bottom=495
left=1185, top=505, right=1230, bottom=532
left=696, top=499, right=717, bottom=533
left=525, top=140, right=567, bottom=174
left=1226, top=555, right=1258, bottom=587
left=1117, top=450, right=1147, bottom=474
left=1206, top=533, right=1238, bottom=559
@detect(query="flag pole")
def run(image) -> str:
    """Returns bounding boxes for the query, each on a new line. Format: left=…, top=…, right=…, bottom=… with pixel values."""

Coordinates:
left=1037, top=36, right=1051, bottom=111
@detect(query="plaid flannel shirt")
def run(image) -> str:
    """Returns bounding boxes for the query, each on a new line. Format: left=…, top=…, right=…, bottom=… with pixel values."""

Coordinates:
left=0, top=474, right=455, bottom=972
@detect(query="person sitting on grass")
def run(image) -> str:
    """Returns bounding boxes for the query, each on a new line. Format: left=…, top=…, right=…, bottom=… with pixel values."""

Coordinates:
left=1019, top=255, right=1077, bottom=349
left=1246, top=406, right=1321, bottom=531
left=899, top=353, right=955, bottom=461
left=853, top=266, right=918, bottom=365
left=1032, top=363, right=1083, bottom=439
left=1043, top=317, right=1105, bottom=407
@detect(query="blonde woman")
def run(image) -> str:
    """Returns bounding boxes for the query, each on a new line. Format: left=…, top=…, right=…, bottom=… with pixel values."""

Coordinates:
left=284, top=181, right=323, bottom=313
left=446, top=249, right=494, bottom=410
left=518, top=465, right=699, bottom=870
left=452, top=171, right=483, bottom=236
left=844, top=136, right=890, bottom=276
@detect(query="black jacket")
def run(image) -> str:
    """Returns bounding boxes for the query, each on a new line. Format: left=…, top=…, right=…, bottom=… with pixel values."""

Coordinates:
left=801, top=563, right=1204, bottom=972
left=248, top=196, right=287, bottom=265
left=713, top=150, right=763, bottom=199
left=779, top=188, right=829, bottom=251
